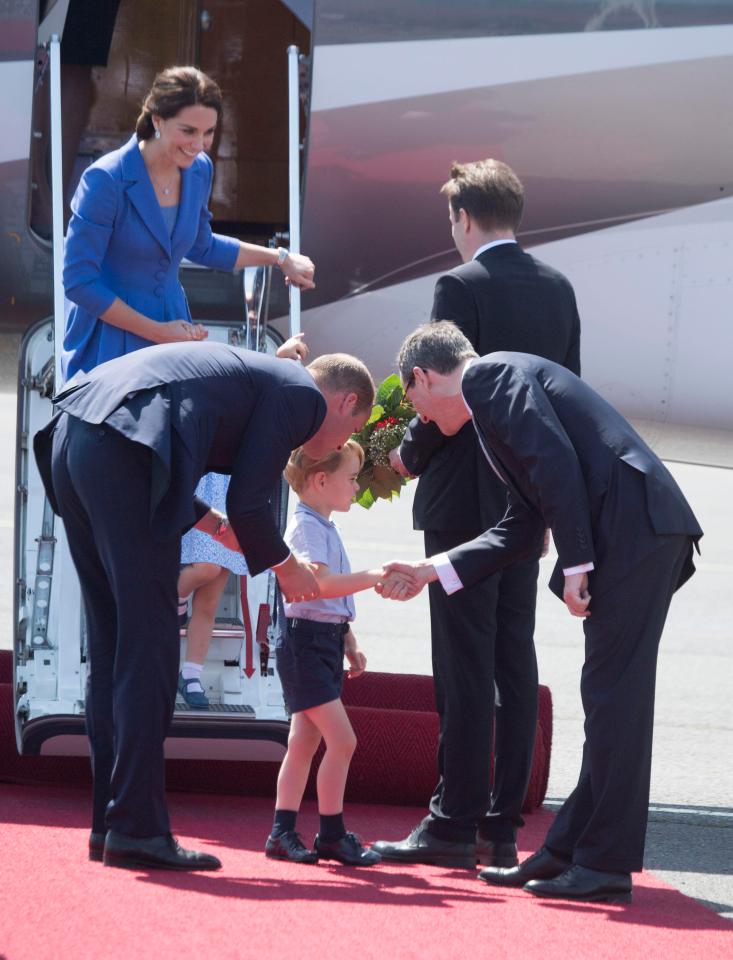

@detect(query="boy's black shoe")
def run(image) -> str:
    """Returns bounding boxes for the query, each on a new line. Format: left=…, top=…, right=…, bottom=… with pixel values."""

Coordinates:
left=314, top=832, right=381, bottom=866
left=265, top=830, right=318, bottom=864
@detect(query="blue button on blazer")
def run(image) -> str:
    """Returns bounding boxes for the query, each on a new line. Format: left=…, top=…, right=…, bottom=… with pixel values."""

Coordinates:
left=62, top=134, right=241, bottom=380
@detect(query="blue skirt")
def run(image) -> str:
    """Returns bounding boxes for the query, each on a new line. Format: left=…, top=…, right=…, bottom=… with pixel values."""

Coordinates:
left=180, top=472, right=248, bottom=575
left=276, top=619, right=349, bottom=714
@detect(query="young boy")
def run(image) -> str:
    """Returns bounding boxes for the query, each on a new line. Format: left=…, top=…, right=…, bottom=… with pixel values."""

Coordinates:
left=266, top=440, right=383, bottom=866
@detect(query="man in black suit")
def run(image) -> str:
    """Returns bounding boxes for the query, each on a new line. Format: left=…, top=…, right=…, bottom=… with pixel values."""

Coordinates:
left=383, top=322, right=702, bottom=903
left=34, top=342, right=376, bottom=871
left=374, top=160, right=581, bottom=870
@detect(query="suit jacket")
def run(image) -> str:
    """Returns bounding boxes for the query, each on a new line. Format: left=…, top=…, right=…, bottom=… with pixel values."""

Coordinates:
left=62, top=134, right=241, bottom=379
left=401, top=243, right=581, bottom=533
left=448, top=353, right=703, bottom=598
left=34, top=342, right=326, bottom=576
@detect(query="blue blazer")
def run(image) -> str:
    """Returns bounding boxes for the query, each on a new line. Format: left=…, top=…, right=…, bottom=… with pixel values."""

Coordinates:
left=62, top=134, right=241, bottom=380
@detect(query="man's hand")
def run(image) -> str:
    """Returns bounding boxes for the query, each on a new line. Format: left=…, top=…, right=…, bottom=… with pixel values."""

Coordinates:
left=563, top=572, right=591, bottom=618
left=280, top=251, right=316, bottom=290
left=541, top=528, right=551, bottom=558
left=388, top=447, right=413, bottom=479
left=377, top=570, right=419, bottom=601
left=276, top=332, right=309, bottom=361
left=275, top=554, right=321, bottom=603
left=376, top=560, right=434, bottom=600
left=215, top=521, right=241, bottom=554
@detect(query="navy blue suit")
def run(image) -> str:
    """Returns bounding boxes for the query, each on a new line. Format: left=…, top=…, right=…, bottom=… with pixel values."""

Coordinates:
left=450, top=353, right=702, bottom=871
left=62, top=134, right=240, bottom=379
left=400, top=244, right=581, bottom=843
left=34, top=342, right=325, bottom=837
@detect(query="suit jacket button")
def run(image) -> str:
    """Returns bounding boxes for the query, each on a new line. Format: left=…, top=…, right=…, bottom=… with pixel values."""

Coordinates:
left=155, top=270, right=165, bottom=280
left=154, top=285, right=164, bottom=296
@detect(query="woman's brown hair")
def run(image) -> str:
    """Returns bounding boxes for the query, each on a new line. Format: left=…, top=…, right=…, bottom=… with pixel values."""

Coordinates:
left=135, top=66, right=223, bottom=141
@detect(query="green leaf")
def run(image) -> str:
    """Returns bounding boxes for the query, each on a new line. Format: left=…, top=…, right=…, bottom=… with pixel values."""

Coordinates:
left=384, top=383, right=403, bottom=417
left=365, top=404, right=384, bottom=427
left=355, top=488, right=375, bottom=509
left=376, top=374, right=403, bottom=406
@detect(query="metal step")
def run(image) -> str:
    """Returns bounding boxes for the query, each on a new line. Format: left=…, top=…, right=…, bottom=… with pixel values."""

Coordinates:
left=174, top=702, right=255, bottom=714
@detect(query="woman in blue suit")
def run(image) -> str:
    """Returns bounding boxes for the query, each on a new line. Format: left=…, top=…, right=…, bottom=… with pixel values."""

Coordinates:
left=62, top=66, right=314, bottom=718
left=62, top=65, right=314, bottom=380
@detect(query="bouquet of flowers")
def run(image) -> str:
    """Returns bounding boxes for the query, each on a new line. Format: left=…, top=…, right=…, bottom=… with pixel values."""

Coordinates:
left=352, top=374, right=415, bottom=509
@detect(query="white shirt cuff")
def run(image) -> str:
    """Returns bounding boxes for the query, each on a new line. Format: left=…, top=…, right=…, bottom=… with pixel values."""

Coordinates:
left=271, top=551, right=292, bottom=569
left=563, top=562, right=594, bottom=575
left=431, top=552, right=464, bottom=595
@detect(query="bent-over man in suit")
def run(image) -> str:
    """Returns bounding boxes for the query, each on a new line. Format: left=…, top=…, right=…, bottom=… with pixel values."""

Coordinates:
left=383, top=322, right=702, bottom=903
left=34, top=342, right=375, bottom=871
left=375, top=159, right=581, bottom=869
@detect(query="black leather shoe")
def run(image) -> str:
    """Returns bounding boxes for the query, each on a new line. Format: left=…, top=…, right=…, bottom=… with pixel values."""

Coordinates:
left=103, top=831, right=222, bottom=871
left=525, top=864, right=632, bottom=903
left=265, top=830, right=318, bottom=864
left=372, top=823, right=475, bottom=868
left=476, top=837, right=518, bottom=868
left=314, top=832, right=381, bottom=866
left=89, top=831, right=105, bottom=862
left=478, top=846, right=570, bottom=886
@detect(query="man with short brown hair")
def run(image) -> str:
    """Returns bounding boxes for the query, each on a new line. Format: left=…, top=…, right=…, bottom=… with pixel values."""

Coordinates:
left=374, top=159, right=581, bottom=870
left=440, top=159, right=524, bottom=235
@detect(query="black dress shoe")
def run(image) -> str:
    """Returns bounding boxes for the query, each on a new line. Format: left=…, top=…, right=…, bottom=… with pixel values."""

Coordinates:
left=89, top=831, right=105, bottom=862
left=478, top=846, right=570, bottom=887
left=265, top=830, right=318, bottom=864
left=476, top=837, right=518, bottom=868
left=103, top=831, right=222, bottom=871
left=314, top=832, right=381, bottom=866
left=372, top=823, right=475, bottom=868
left=525, top=864, right=632, bottom=903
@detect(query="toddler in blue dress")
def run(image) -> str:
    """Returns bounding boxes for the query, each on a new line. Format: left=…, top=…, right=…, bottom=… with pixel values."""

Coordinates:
left=266, top=440, right=384, bottom=866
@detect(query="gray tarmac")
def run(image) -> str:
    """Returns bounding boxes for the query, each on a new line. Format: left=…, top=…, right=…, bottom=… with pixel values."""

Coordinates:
left=0, top=332, right=730, bottom=919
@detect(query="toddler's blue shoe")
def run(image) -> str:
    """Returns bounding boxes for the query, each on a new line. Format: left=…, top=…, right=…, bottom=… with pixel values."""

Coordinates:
left=177, top=672, right=210, bottom=709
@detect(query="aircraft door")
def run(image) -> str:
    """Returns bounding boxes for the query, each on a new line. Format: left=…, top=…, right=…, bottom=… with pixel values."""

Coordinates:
left=198, top=0, right=309, bottom=228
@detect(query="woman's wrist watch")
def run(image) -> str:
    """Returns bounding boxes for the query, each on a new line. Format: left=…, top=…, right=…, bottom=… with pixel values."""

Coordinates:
left=276, top=246, right=289, bottom=269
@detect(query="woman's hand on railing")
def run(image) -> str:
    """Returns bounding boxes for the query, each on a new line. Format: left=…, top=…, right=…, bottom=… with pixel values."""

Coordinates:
left=280, top=252, right=316, bottom=290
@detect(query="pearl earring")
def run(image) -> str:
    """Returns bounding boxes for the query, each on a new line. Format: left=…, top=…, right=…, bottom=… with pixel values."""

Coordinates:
left=154, top=128, right=161, bottom=140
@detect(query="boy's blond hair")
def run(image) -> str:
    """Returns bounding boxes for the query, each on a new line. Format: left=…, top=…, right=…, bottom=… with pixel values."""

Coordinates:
left=285, top=439, right=364, bottom=495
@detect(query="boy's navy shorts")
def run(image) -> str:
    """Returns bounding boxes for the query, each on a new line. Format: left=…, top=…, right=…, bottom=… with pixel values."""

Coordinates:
left=276, top=618, right=349, bottom=714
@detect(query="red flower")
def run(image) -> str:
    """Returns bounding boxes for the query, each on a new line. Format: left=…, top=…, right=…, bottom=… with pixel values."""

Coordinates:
left=373, top=416, right=399, bottom=431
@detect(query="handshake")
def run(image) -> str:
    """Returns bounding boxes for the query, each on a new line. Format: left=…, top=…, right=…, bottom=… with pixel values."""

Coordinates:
left=275, top=553, right=438, bottom=605
left=374, top=561, right=436, bottom=602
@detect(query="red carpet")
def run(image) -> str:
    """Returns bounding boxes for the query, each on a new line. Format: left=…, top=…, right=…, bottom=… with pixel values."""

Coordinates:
left=0, top=783, right=730, bottom=960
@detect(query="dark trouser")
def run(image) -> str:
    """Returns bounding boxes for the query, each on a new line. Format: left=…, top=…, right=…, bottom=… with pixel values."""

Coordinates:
left=51, top=416, right=181, bottom=837
left=545, top=534, right=692, bottom=873
left=424, top=529, right=539, bottom=843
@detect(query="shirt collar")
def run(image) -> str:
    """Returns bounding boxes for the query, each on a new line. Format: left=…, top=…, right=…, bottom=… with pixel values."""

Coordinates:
left=295, top=499, right=335, bottom=528
left=472, top=238, right=517, bottom=260
left=460, top=358, right=476, bottom=415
